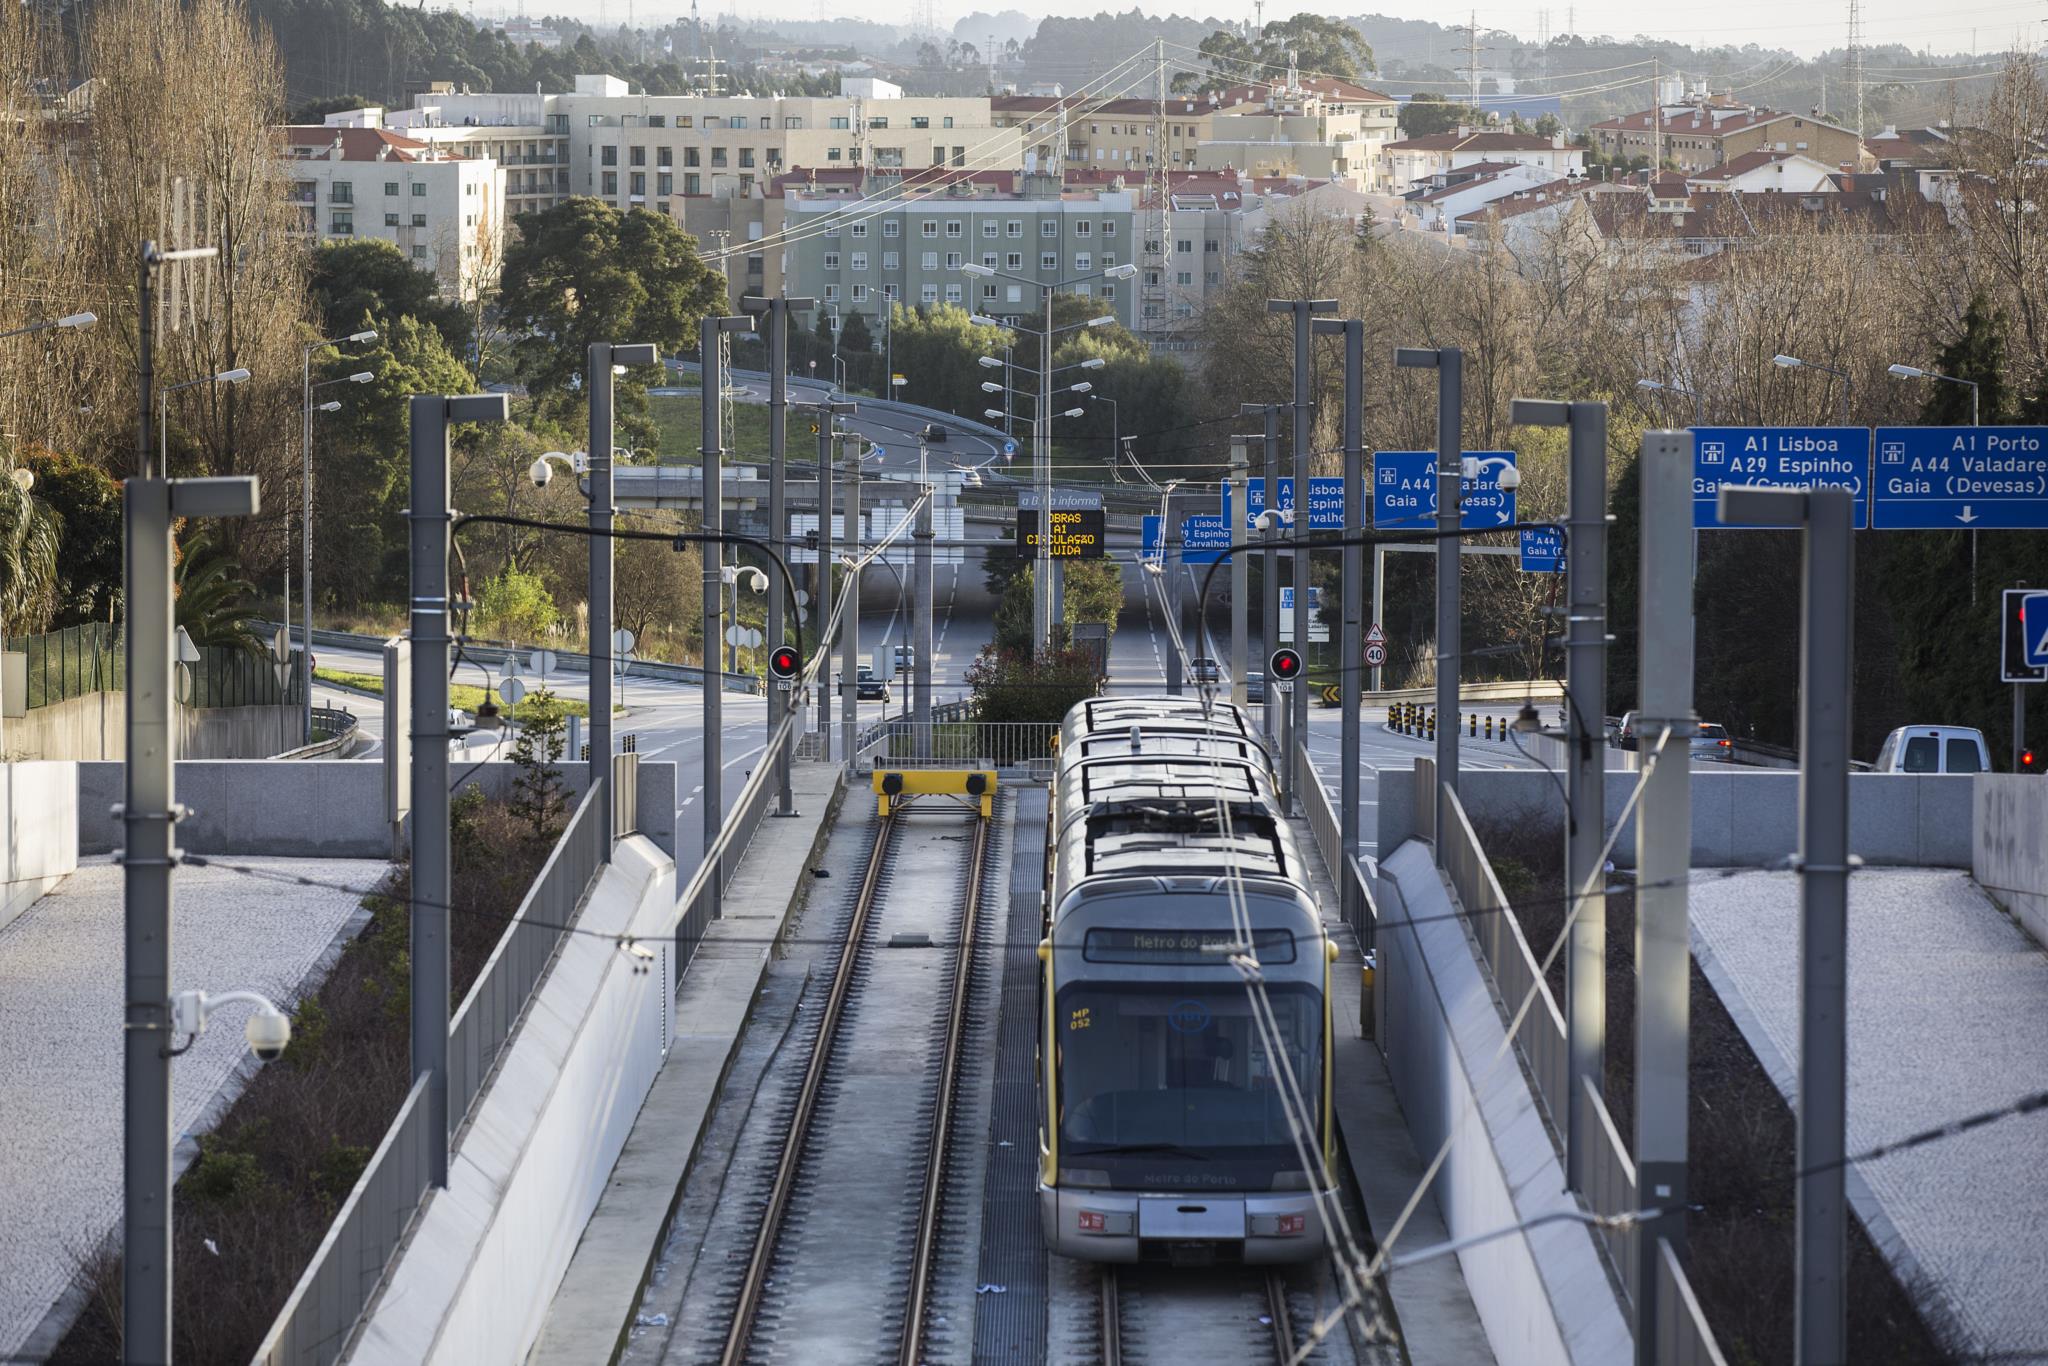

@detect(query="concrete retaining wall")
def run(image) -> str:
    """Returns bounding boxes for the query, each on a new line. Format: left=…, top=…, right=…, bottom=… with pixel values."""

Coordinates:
left=7, top=691, right=308, bottom=762
left=349, top=837, right=677, bottom=1366
left=1374, top=842, right=1631, bottom=1364
left=2, top=762, right=78, bottom=933
left=1974, top=775, right=2048, bottom=947
left=77, top=760, right=677, bottom=861
left=1379, top=766, right=1972, bottom=869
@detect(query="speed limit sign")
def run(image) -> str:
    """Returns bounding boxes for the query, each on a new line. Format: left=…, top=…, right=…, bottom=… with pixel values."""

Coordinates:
left=1364, top=642, right=1387, bottom=668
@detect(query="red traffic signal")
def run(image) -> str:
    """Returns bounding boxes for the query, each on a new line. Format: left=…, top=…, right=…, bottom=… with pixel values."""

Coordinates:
left=1268, top=647, right=1304, bottom=682
left=2024, top=748, right=2038, bottom=772
left=768, top=644, right=801, bottom=681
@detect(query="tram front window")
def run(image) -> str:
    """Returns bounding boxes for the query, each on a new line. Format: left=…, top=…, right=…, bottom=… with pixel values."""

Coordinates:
left=1056, top=982, right=1321, bottom=1190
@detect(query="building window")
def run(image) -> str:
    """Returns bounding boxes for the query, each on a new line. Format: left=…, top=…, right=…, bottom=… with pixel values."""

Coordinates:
left=945, top=219, right=963, bottom=237
left=982, top=220, right=999, bottom=237
left=932, top=145, right=947, bottom=166
left=685, top=173, right=701, bottom=194
left=658, top=172, right=673, bottom=195
left=850, top=283, right=868, bottom=302
left=1176, top=271, right=1192, bottom=285
left=1006, top=252, right=1023, bottom=269
left=1041, top=251, right=1057, bottom=270
left=685, top=148, right=701, bottom=167
left=602, top=146, right=617, bottom=166
left=824, top=252, right=840, bottom=270
left=1101, top=252, right=1116, bottom=267
left=1075, top=253, right=1091, bottom=271
left=384, top=212, right=399, bottom=226
left=384, top=181, right=399, bottom=195
left=1205, top=271, right=1220, bottom=285
left=412, top=244, right=427, bottom=260
left=884, top=220, right=900, bottom=237
left=884, top=284, right=899, bottom=300
left=1100, top=285, right=1117, bottom=300
left=824, top=283, right=839, bottom=301
left=981, top=252, right=996, bottom=268
left=943, top=115, right=955, bottom=128
left=412, top=212, right=427, bottom=227
left=952, top=147, right=965, bottom=167
left=648, top=114, right=666, bottom=128
left=921, top=251, right=938, bottom=269
left=710, top=148, right=727, bottom=166
left=658, top=146, right=673, bottom=166
left=1007, top=219, right=1022, bottom=237
left=982, top=282, right=997, bottom=301
left=629, top=145, right=645, bottom=166
left=630, top=173, right=645, bottom=196
left=883, top=251, right=899, bottom=269
left=830, top=116, right=849, bottom=129
left=330, top=182, right=354, bottom=204
left=945, top=251, right=962, bottom=268
left=922, top=221, right=938, bottom=237
left=1006, top=284, right=1022, bottom=302
left=912, top=115, right=930, bottom=129
left=739, top=148, right=754, bottom=168
left=850, top=253, right=867, bottom=270
left=602, top=172, right=618, bottom=195
left=759, top=116, right=771, bottom=129
left=1041, top=219, right=1057, bottom=236
left=678, top=115, right=693, bottom=128
left=945, top=283, right=962, bottom=303
left=330, top=213, right=353, bottom=234
left=785, top=117, right=804, bottom=129
left=1205, top=238, right=1219, bottom=252
left=1076, top=220, right=1092, bottom=236
left=827, top=148, right=842, bottom=161
left=1177, top=238, right=1192, bottom=252
left=921, top=283, right=939, bottom=303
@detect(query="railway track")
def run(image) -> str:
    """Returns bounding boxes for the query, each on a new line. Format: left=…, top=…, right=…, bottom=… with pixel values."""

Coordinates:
left=1097, top=1264, right=1362, bottom=1366
left=717, top=809, right=992, bottom=1366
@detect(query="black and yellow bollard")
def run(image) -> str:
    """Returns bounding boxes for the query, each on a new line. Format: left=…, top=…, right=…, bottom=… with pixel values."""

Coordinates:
left=1469, top=712, right=1477, bottom=737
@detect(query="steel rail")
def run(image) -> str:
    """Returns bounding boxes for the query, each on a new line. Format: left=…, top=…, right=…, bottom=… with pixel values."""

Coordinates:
left=897, top=813, right=992, bottom=1366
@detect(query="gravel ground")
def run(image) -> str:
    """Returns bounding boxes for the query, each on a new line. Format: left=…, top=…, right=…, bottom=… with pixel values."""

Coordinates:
left=1690, top=868, right=2048, bottom=1359
left=0, top=854, right=387, bottom=1358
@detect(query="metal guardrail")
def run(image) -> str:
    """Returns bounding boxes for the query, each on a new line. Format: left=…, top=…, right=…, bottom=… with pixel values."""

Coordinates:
left=275, top=706, right=359, bottom=760
left=674, top=730, right=778, bottom=973
left=855, top=719, right=1059, bottom=775
left=1655, top=1238, right=1732, bottom=1365
left=1293, top=740, right=1378, bottom=953
left=250, top=1076, right=434, bottom=1366
left=449, top=783, right=607, bottom=1130
left=1584, top=1074, right=1640, bottom=1306
left=272, top=623, right=764, bottom=695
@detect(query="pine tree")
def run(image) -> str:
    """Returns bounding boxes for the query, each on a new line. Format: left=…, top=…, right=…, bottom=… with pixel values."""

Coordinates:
left=1919, top=294, right=2009, bottom=425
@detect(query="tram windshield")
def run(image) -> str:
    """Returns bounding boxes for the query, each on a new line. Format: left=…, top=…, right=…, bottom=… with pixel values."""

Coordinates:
left=1056, top=981, right=1322, bottom=1191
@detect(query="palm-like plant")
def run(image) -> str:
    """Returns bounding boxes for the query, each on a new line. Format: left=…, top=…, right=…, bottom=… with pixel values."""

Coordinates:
left=0, top=458, right=60, bottom=634
left=174, top=531, right=263, bottom=655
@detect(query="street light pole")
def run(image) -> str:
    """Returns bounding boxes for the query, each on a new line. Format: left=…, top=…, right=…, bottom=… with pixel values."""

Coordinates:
left=588, top=341, right=659, bottom=849
left=301, top=330, right=376, bottom=742
left=1269, top=299, right=1337, bottom=770
left=701, top=314, right=754, bottom=923
left=1316, top=318, right=1367, bottom=933
left=1398, top=345, right=1465, bottom=860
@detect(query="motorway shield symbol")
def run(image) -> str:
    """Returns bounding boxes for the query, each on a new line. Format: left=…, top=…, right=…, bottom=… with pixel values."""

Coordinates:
left=2026, top=592, right=2048, bottom=669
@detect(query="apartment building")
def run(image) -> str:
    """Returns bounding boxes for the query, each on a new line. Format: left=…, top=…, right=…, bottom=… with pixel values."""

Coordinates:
left=1590, top=94, right=1865, bottom=173
left=281, top=126, right=504, bottom=299
left=337, top=99, right=566, bottom=220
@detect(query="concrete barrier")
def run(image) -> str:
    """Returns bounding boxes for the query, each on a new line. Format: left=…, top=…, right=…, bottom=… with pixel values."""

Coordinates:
left=76, top=759, right=677, bottom=861
left=7, top=691, right=309, bottom=761
left=2, top=762, right=78, bottom=932
left=1381, top=765, right=1974, bottom=870
left=1974, top=775, right=2048, bottom=948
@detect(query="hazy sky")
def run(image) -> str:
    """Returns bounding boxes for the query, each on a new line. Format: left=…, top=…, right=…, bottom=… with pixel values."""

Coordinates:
left=630, top=0, right=2047, bottom=61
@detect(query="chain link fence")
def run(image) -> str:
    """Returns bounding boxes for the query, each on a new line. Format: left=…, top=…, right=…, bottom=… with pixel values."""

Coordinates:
left=4, top=623, right=303, bottom=709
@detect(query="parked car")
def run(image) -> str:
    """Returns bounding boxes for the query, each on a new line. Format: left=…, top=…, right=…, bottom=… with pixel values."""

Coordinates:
left=1875, top=725, right=1990, bottom=774
left=892, top=644, right=917, bottom=674
left=1189, top=656, right=1222, bottom=684
left=1690, top=722, right=1734, bottom=762
left=922, top=423, right=950, bottom=443
left=855, top=665, right=891, bottom=702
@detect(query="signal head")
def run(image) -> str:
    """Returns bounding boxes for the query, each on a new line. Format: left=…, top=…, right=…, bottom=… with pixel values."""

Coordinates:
left=1268, top=647, right=1303, bottom=682
left=768, top=643, right=801, bottom=681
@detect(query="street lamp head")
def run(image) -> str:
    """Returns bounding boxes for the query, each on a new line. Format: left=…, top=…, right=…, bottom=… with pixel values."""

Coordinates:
left=1105, top=263, right=1138, bottom=279
left=347, top=329, right=378, bottom=344
left=1079, top=357, right=1107, bottom=370
left=347, top=370, right=375, bottom=384
left=969, top=314, right=1004, bottom=328
left=959, top=262, right=996, bottom=277
left=1068, top=381, right=1092, bottom=394
left=215, top=368, right=252, bottom=384
left=317, top=400, right=341, bottom=412
left=1887, top=364, right=1925, bottom=379
left=1636, top=378, right=1663, bottom=391
left=1086, top=314, right=1116, bottom=328
left=983, top=408, right=1006, bottom=420
left=981, top=380, right=1003, bottom=392
left=56, top=312, right=97, bottom=330
left=1772, top=354, right=1802, bottom=369
left=977, top=355, right=1005, bottom=368
left=1061, top=406, right=1084, bottom=418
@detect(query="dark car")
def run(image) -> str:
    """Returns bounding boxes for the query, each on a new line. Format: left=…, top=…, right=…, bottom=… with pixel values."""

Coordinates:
left=922, top=423, right=949, bottom=443
left=854, top=664, right=891, bottom=702
left=1189, top=657, right=1222, bottom=684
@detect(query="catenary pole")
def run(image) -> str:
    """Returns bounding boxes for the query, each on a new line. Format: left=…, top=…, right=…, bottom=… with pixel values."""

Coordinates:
left=701, top=316, right=752, bottom=919
left=742, top=295, right=814, bottom=814
left=1634, top=429, right=1695, bottom=1360
left=1241, top=403, right=1282, bottom=743
left=1229, top=439, right=1250, bottom=707
left=588, top=341, right=657, bottom=846
left=841, top=442, right=863, bottom=767
left=914, top=446, right=934, bottom=750
left=1314, top=317, right=1366, bottom=930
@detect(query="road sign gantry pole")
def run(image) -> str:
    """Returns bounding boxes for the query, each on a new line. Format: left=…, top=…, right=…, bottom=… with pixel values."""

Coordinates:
left=1398, top=345, right=1464, bottom=863
left=1269, top=299, right=1335, bottom=790
left=701, top=314, right=755, bottom=921
left=1512, top=396, right=1609, bottom=1198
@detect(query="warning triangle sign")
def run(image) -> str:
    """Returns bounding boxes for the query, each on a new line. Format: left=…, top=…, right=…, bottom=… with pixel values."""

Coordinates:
left=1365, top=624, right=1386, bottom=645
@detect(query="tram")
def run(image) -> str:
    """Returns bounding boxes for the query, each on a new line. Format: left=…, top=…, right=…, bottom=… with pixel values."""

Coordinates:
left=1038, top=697, right=1335, bottom=1264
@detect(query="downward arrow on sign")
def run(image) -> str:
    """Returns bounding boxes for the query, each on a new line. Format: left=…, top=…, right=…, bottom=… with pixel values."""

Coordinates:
left=1958, top=506, right=1979, bottom=523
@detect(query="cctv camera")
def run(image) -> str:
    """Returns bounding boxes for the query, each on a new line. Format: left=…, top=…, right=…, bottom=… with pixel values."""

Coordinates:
left=529, top=458, right=553, bottom=489
left=245, top=1009, right=292, bottom=1062
left=1496, top=464, right=1521, bottom=491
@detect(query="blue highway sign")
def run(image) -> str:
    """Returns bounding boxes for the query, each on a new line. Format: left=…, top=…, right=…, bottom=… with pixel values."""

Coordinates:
left=1869, top=427, right=2048, bottom=529
left=1002, top=438, right=1017, bottom=456
left=2026, top=592, right=2048, bottom=670
left=1373, top=451, right=1518, bottom=531
left=1221, top=476, right=1347, bottom=532
left=1141, top=514, right=1162, bottom=558
left=1519, top=526, right=1565, bottom=573
left=1179, top=515, right=1231, bottom=566
left=1691, top=427, right=1869, bottom=528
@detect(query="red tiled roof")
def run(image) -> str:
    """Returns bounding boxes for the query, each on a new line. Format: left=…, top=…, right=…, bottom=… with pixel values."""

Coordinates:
left=279, top=126, right=453, bottom=162
left=1455, top=180, right=1580, bottom=223
left=1591, top=104, right=1856, bottom=140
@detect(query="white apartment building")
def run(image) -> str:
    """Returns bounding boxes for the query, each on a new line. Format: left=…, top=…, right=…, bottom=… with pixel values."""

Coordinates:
left=1381, top=129, right=1586, bottom=196
left=281, top=126, right=504, bottom=299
